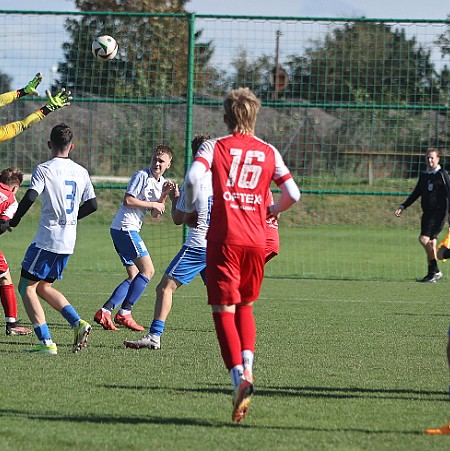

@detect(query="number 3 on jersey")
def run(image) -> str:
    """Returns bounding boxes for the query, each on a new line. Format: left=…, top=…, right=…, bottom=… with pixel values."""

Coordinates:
left=227, top=149, right=265, bottom=189
left=65, top=180, right=77, bottom=214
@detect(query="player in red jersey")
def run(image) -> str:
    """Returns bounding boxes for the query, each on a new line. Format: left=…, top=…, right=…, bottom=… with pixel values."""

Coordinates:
left=0, top=168, right=32, bottom=336
left=184, top=87, right=300, bottom=423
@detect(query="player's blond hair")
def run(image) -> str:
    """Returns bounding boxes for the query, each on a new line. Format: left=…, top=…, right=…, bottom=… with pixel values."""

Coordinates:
left=223, top=87, right=261, bottom=134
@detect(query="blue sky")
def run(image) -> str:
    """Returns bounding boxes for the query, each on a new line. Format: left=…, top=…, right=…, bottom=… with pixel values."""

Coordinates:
left=188, top=0, right=449, bottom=20
left=0, top=0, right=448, bottom=88
left=0, top=0, right=448, bottom=19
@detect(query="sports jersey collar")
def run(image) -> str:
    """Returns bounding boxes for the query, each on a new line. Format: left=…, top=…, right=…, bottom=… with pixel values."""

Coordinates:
left=147, top=167, right=159, bottom=181
left=233, top=132, right=254, bottom=138
left=0, top=182, right=11, bottom=192
left=426, top=164, right=441, bottom=174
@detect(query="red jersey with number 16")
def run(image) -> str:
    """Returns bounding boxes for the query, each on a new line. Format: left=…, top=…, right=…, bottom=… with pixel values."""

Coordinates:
left=194, top=132, right=293, bottom=248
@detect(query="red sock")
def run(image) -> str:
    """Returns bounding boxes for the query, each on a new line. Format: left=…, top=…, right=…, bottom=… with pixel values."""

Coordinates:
left=235, top=304, right=256, bottom=352
left=0, top=284, right=18, bottom=320
left=212, top=311, right=242, bottom=371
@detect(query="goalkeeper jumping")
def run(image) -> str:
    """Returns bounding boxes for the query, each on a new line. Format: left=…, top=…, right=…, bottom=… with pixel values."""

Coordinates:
left=0, top=73, right=72, bottom=143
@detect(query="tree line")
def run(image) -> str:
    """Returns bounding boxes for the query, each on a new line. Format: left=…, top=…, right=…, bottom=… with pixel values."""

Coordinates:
left=2, top=2, right=449, bottom=107
left=1, top=1, right=449, bottom=179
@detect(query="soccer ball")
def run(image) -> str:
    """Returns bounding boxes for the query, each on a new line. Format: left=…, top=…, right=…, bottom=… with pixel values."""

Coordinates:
left=92, top=35, right=118, bottom=61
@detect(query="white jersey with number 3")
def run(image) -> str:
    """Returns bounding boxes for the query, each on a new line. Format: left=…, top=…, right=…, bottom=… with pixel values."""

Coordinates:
left=30, top=157, right=96, bottom=254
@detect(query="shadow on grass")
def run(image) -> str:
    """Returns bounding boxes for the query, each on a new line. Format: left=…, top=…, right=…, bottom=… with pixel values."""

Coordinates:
left=101, top=383, right=447, bottom=402
left=0, top=408, right=424, bottom=434
left=263, top=385, right=447, bottom=402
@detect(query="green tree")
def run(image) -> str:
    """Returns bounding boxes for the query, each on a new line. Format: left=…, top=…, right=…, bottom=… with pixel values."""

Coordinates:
left=50, top=0, right=218, bottom=175
left=55, top=0, right=187, bottom=97
left=226, top=48, right=273, bottom=98
left=0, top=71, right=12, bottom=93
left=435, top=15, right=450, bottom=103
left=286, top=21, right=442, bottom=106
left=436, top=15, right=450, bottom=59
left=55, top=0, right=215, bottom=98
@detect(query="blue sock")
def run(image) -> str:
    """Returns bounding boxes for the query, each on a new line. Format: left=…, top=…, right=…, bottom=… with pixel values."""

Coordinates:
left=61, top=305, right=80, bottom=327
left=150, top=319, right=165, bottom=336
left=121, top=273, right=150, bottom=310
left=104, top=279, right=132, bottom=310
left=34, top=323, right=52, bottom=343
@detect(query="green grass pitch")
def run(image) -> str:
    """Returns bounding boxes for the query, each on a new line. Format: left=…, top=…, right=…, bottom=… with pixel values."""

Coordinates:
left=1, top=273, right=450, bottom=450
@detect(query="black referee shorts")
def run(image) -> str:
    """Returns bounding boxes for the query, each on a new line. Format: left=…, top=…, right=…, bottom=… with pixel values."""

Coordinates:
left=421, top=209, right=447, bottom=239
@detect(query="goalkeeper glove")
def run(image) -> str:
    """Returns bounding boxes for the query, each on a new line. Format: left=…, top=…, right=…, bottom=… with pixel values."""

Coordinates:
left=40, top=88, right=73, bottom=116
left=24, top=72, right=43, bottom=95
left=18, top=72, right=43, bottom=98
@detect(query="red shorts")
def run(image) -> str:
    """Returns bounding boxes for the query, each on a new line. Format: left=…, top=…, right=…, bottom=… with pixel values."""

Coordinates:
left=265, top=223, right=279, bottom=263
left=0, top=250, right=9, bottom=277
left=206, top=242, right=265, bottom=305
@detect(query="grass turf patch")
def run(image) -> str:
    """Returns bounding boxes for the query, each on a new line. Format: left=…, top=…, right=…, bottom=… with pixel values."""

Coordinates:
left=0, top=275, right=449, bottom=450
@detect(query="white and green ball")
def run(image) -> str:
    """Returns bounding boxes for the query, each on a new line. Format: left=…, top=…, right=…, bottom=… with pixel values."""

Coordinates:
left=92, top=35, right=118, bottom=61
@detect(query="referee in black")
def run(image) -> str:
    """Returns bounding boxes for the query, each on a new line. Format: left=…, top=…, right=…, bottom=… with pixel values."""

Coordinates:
left=395, top=148, right=450, bottom=282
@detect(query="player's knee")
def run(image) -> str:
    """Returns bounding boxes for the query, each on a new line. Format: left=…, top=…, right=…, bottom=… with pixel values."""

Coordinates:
left=143, top=268, right=155, bottom=280
left=36, top=282, right=48, bottom=298
left=156, top=280, right=170, bottom=296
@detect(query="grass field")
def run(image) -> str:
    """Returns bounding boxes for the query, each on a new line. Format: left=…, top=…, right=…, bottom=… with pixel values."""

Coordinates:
left=1, top=273, right=450, bottom=450
left=0, top=184, right=437, bottom=282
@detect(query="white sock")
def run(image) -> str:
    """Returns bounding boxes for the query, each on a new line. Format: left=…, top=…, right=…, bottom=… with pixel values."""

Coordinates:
left=242, top=350, right=254, bottom=376
left=230, top=365, right=244, bottom=388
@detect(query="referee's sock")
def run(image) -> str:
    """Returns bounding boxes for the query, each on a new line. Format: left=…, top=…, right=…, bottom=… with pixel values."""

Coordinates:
left=430, top=259, right=439, bottom=274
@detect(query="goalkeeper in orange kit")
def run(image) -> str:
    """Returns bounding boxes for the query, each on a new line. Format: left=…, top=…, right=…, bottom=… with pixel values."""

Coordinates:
left=0, top=73, right=72, bottom=142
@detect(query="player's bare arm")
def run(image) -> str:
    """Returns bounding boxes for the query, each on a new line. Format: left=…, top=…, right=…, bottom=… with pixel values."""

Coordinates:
left=123, top=193, right=165, bottom=214
left=168, top=182, right=179, bottom=202
left=160, top=180, right=176, bottom=201
left=270, top=178, right=301, bottom=216
left=183, top=211, right=198, bottom=228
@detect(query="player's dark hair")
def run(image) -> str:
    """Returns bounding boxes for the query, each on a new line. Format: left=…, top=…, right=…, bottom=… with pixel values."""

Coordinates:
left=50, top=123, right=73, bottom=149
left=0, top=167, right=23, bottom=187
left=154, top=144, right=173, bottom=160
left=191, top=134, right=211, bottom=159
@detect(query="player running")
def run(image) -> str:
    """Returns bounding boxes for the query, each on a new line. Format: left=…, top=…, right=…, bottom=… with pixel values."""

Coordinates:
left=0, top=123, right=97, bottom=354
left=94, top=145, right=175, bottom=331
left=124, top=135, right=212, bottom=349
left=184, top=87, right=300, bottom=423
